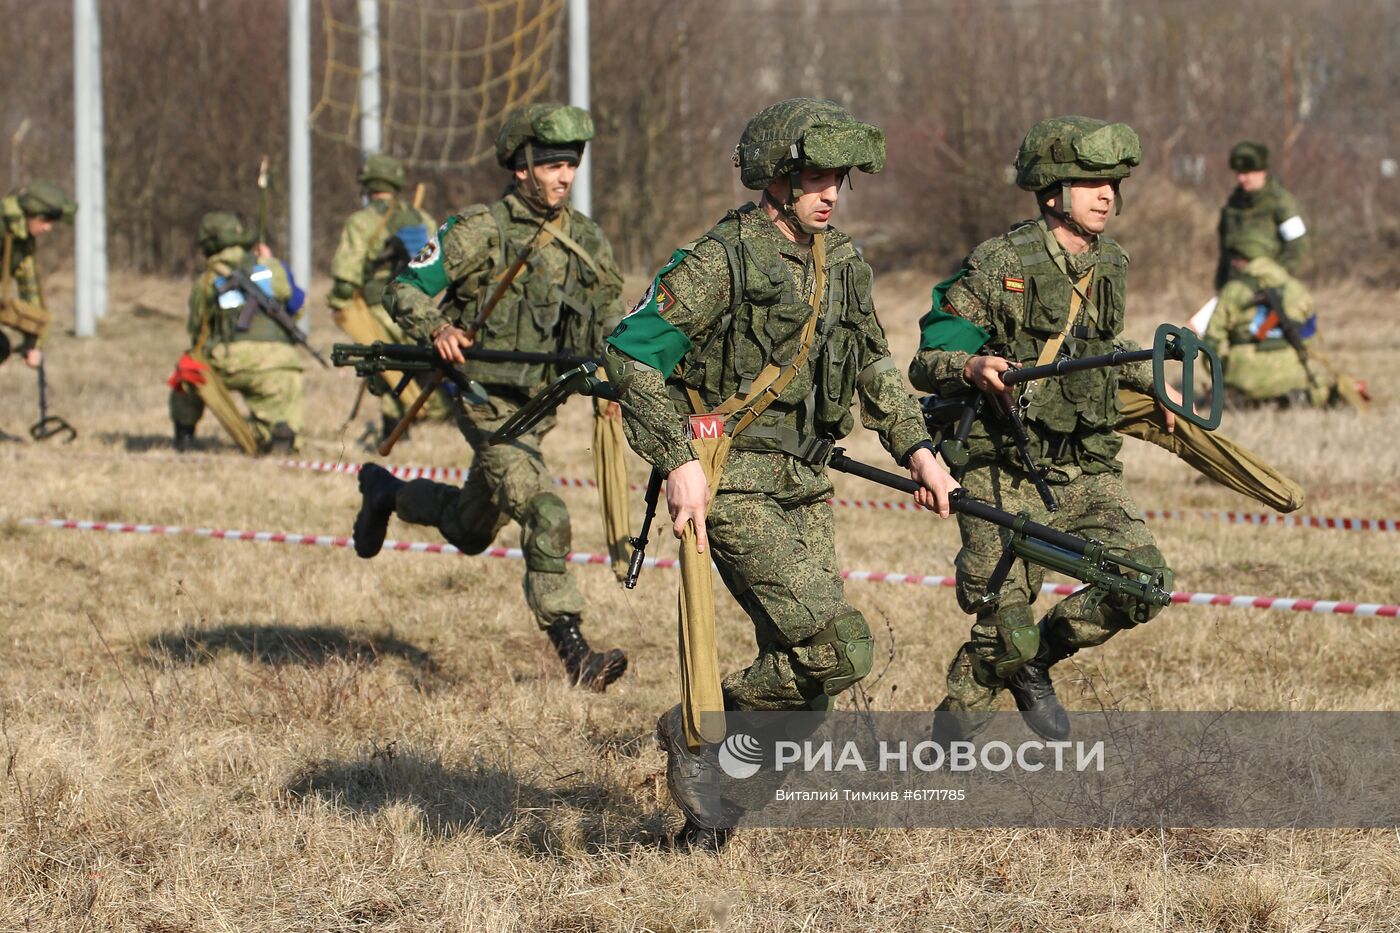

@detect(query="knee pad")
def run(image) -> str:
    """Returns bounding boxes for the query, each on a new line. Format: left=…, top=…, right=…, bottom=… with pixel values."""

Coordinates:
left=795, top=611, right=874, bottom=697
left=522, top=492, right=572, bottom=573
left=1107, top=544, right=1171, bottom=627
left=987, top=603, right=1040, bottom=681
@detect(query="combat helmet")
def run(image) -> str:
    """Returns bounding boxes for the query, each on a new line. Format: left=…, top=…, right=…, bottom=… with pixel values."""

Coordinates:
left=733, top=97, right=885, bottom=232
left=495, top=103, right=594, bottom=170
left=1015, top=116, right=1140, bottom=231
left=1228, top=140, right=1269, bottom=173
left=358, top=153, right=406, bottom=193
left=197, top=211, right=254, bottom=256
left=17, top=180, right=77, bottom=223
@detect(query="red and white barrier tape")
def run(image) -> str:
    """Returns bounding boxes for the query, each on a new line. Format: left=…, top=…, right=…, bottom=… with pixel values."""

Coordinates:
left=20, top=517, right=1399, bottom=618
left=277, top=460, right=1400, bottom=532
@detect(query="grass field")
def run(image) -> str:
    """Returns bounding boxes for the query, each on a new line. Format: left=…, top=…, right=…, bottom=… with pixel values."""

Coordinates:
left=2, top=268, right=1398, bottom=931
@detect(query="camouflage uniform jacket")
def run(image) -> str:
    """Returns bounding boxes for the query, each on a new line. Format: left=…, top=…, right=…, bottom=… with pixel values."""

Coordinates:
left=1, top=196, right=44, bottom=307
left=385, top=187, right=624, bottom=389
left=604, top=203, right=931, bottom=499
left=1206, top=256, right=1314, bottom=354
left=909, top=218, right=1155, bottom=479
left=1215, top=176, right=1307, bottom=288
left=328, top=197, right=436, bottom=309
left=188, top=245, right=295, bottom=349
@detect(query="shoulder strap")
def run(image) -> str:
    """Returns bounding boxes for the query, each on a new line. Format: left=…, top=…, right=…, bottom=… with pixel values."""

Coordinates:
left=1034, top=266, right=1094, bottom=367
left=541, top=216, right=598, bottom=276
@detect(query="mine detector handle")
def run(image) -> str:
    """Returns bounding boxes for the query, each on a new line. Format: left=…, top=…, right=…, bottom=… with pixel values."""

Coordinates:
left=824, top=448, right=1174, bottom=615
left=1000, top=323, right=1223, bottom=431
left=625, top=467, right=664, bottom=589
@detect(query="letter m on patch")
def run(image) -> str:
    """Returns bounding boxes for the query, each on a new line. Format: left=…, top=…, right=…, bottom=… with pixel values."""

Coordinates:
left=689, top=414, right=725, bottom=440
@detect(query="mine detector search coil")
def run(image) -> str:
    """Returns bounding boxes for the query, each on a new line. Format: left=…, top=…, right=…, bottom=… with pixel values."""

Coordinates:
left=924, top=323, right=1224, bottom=514
left=29, top=359, right=76, bottom=443
left=826, top=449, right=1174, bottom=618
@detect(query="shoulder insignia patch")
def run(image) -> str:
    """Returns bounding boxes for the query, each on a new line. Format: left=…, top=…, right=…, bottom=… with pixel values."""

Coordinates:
left=408, top=238, right=440, bottom=269
left=1003, top=276, right=1025, bottom=293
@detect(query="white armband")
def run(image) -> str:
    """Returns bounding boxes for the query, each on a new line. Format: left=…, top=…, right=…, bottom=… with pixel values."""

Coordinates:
left=1278, top=215, right=1307, bottom=242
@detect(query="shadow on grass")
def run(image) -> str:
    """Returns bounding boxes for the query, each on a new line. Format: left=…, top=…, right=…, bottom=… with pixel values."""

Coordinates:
left=284, top=745, right=672, bottom=856
left=146, top=622, right=441, bottom=675
left=95, top=430, right=242, bottom=454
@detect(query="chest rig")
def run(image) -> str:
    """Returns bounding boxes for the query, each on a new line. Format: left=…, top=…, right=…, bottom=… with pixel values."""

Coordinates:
left=448, top=200, right=610, bottom=388
left=672, top=205, right=872, bottom=458
left=998, top=221, right=1128, bottom=468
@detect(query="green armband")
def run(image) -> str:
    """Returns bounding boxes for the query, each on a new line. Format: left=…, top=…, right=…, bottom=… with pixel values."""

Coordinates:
left=605, top=249, right=693, bottom=377
left=918, top=270, right=990, bottom=354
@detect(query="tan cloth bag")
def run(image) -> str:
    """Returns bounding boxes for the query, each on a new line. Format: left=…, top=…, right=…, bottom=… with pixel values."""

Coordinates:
left=1115, top=387, right=1305, bottom=512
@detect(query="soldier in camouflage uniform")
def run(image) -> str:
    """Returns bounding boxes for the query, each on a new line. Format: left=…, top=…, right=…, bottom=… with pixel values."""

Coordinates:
left=1214, top=140, right=1308, bottom=290
left=327, top=153, right=447, bottom=440
left=1204, top=228, right=1333, bottom=407
left=354, top=103, right=629, bottom=691
left=909, top=117, right=1176, bottom=743
left=0, top=181, right=76, bottom=368
left=603, top=98, right=959, bottom=848
left=169, top=211, right=305, bottom=452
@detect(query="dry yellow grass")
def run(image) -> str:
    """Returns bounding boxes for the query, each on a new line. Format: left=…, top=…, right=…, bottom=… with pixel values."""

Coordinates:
left=2, top=268, right=1398, bottom=931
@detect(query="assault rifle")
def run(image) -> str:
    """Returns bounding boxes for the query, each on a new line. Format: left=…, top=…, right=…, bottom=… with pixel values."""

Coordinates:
left=221, top=268, right=330, bottom=368
left=923, top=323, right=1223, bottom=512
left=625, top=467, right=664, bottom=588
left=1255, top=287, right=1319, bottom=390
left=333, top=341, right=595, bottom=397
left=826, top=449, right=1174, bottom=619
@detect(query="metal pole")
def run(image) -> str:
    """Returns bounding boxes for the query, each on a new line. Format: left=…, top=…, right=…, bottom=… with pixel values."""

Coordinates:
left=289, top=0, right=312, bottom=334
left=73, top=0, right=106, bottom=337
left=358, top=0, right=381, bottom=158
left=567, top=0, right=590, bottom=217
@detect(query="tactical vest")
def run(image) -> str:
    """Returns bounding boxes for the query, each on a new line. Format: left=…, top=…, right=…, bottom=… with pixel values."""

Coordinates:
left=206, top=253, right=292, bottom=347
left=447, top=200, right=614, bottom=388
left=1218, top=180, right=1290, bottom=267
left=360, top=199, right=431, bottom=307
left=995, top=221, right=1128, bottom=472
left=670, top=205, right=872, bottom=455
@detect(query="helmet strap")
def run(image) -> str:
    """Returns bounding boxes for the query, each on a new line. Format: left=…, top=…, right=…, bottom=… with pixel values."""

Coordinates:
left=1042, top=181, right=1094, bottom=238
left=517, top=142, right=562, bottom=218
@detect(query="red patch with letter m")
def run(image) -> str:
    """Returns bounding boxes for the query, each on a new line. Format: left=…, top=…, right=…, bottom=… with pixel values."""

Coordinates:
left=1003, top=276, right=1025, bottom=293
left=688, top=414, right=725, bottom=440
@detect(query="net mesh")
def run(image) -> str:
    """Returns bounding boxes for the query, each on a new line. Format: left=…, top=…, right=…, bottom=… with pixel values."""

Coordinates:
left=312, top=0, right=567, bottom=169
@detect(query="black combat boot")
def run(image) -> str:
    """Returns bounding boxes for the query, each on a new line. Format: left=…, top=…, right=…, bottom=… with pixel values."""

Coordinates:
left=1006, top=636, right=1076, bottom=741
left=546, top=615, right=628, bottom=691
left=266, top=421, right=297, bottom=455
left=352, top=463, right=404, bottom=558
left=173, top=423, right=195, bottom=453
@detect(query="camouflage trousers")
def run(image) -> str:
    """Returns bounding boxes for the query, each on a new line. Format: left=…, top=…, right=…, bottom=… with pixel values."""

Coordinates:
left=169, top=341, right=304, bottom=445
left=707, top=485, right=873, bottom=712
left=392, top=388, right=585, bottom=629
left=1222, top=341, right=1331, bottom=406
left=942, top=461, right=1167, bottom=711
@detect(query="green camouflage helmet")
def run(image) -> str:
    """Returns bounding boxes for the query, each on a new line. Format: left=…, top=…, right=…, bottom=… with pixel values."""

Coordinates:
left=197, top=211, right=254, bottom=256
left=734, top=97, right=886, bottom=190
left=495, top=103, right=595, bottom=169
left=358, top=153, right=406, bottom=192
left=1015, top=116, right=1141, bottom=191
left=17, top=180, right=77, bottom=223
left=1229, top=140, right=1269, bottom=172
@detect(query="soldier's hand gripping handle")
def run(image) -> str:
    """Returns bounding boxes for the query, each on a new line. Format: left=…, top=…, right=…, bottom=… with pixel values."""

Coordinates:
left=667, top=460, right=711, bottom=554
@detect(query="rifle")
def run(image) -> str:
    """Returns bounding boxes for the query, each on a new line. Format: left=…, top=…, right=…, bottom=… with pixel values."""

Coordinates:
left=333, top=341, right=594, bottom=395
left=625, top=467, right=664, bottom=588
left=223, top=268, right=330, bottom=368
left=486, top=360, right=618, bottom=445
left=826, top=448, right=1173, bottom=619
left=1255, top=287, right=1319, bottom=389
